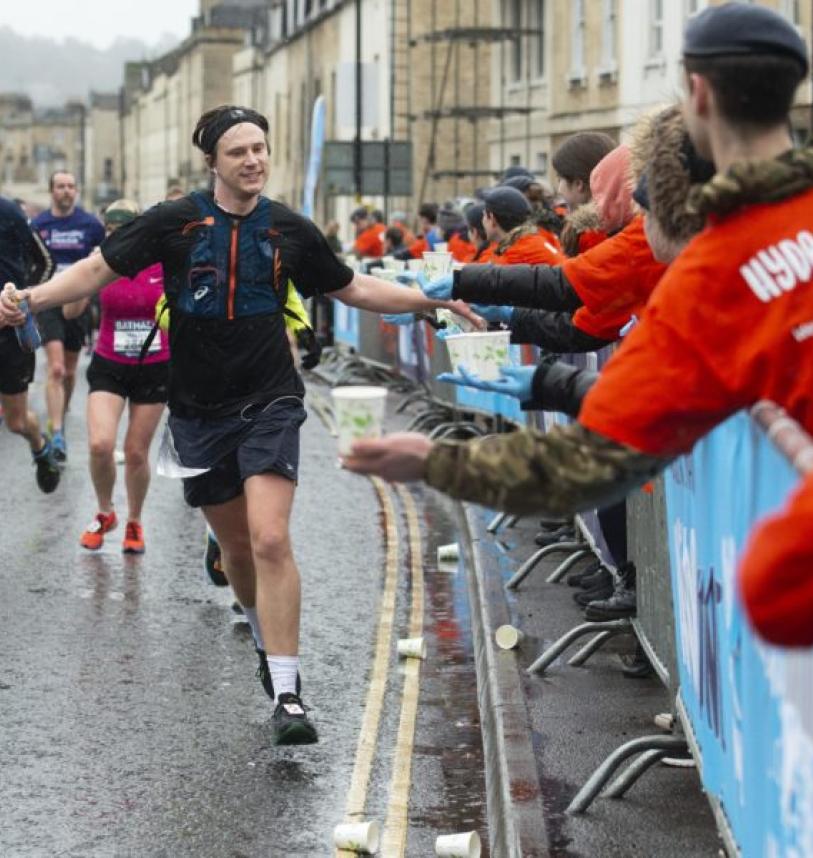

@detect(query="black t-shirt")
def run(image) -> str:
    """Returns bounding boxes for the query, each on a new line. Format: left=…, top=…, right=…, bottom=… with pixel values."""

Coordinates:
left=101, top=193, right=354, bottom=417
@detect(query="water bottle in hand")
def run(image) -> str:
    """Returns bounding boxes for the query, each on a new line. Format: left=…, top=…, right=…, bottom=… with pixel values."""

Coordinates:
left=15, top=298, right=41, bottom=352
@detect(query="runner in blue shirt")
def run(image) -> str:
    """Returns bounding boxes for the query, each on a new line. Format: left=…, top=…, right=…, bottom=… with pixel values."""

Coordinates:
left=31, top=171, right=105, bottom=462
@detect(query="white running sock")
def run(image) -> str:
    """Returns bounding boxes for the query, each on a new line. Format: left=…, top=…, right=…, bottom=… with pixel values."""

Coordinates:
left=267, top=655, right=300, bottom=703
left=242, top=605, right=264, bottom=651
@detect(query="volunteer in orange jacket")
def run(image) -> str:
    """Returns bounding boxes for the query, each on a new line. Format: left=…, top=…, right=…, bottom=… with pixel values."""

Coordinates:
left=342, top=4, right=813, bottom=523
left=350, top=206, right=384, bottom=258
left=739, top=471, right=813, bottom=647
left=483, top=187, right=563, bottom=267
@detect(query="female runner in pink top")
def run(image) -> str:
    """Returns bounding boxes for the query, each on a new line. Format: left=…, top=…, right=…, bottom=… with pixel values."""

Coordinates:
left=70, top=199, right=169, bottom=553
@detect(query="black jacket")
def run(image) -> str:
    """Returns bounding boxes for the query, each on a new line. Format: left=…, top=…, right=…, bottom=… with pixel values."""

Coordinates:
left=510, top=308, right=611, bottom=353
left=524, top=359, right=598, bottom=418
left=453, top=263, right=580, bottom=311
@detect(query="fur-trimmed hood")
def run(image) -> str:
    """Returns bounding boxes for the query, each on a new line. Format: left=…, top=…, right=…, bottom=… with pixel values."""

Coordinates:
left=644, top=105, right=715, bottom=242
left=560, top=202, right=601, bottom=257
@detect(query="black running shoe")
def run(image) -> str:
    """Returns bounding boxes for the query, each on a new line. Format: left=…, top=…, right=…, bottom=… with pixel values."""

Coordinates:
left=32, top=442, right=60, bottom=493
left=256, top=649, right=301, bottom=701
left=203, top=529, right=228, bottom=586
left=271, top=693, right=318, bottom=746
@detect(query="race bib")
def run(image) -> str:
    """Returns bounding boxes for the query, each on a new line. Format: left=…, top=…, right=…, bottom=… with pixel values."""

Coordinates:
left=113, top=320, right=158, bottom=358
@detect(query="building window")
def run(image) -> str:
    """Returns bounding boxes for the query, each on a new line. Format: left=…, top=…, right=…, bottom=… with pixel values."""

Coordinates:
left=535, top=151, right=548, bottom=174
left=650, top=0, right=664, bottom=57
left=508, top=0, right=523, bottom=82
left=530, top=0, right=545, bottom=79
left=600, top=0, right=617, bottom=74
left=509, top=154, right=521, bottom=167
left=103, top=158, right=113, bottom=182
left=780, top=0, right=801, bottom=25
left=684, top=0, right=701, bottom=16
left=569, top=0, right=586, bottom=82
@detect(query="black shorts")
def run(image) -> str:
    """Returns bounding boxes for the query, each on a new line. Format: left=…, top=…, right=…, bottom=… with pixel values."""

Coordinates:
left=86, top=353, right=169, bottom=403
left=177, top=398, right=307, bottom=508
left=0, top=329, right=35, bottom=396
left=37, top=307, right=86, bottom=352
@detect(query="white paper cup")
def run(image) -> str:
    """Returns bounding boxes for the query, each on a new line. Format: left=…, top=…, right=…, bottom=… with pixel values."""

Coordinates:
left=375, top=268, right=400, bottom=282
left=464, top=331, right=512, bottom=381
left=443, top=335, right=471, bottom=373
left=407, top=258, right=425, bottom=272
left=437, top=543, right=460, bottom=562
left=435, top=831, right=481, bottom=858
left=397, top=637, right=427, bottom=659
left=331, top=386, right=388, bottom=456
left=422, top=251, right=453, bottom=282
left=382, top=257, right=406, bottom=271
left=333, top=820, right=381, bottom=853
left=495, top=624, right=525, bottom=650
left=434, top=242, right=449, bottom=253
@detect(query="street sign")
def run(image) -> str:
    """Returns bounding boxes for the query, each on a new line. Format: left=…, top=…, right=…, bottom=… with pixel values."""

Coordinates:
left=323, top=140, right=412, bottom=196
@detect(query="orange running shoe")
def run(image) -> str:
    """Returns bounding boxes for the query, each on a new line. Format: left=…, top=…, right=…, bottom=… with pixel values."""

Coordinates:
left=80, top=511, right=118, bottom=550
left=122, top=520, right=145, bottom=554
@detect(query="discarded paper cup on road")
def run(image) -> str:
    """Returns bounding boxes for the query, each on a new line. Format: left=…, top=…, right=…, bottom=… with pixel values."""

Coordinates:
left=422, top=251, right=453, bottom=282
left=331, top=386, right=388, bottom=456
left=495, top=624, right=525, bottom=650
left=397, top=637, right=427, bottom=660
left=435, top=830, right=481, bottom=858
left=464, top=331, right=511, bottom=381
left=437, top=542, right=460, bottom=562
left=333, top=820, right=381, bottom=853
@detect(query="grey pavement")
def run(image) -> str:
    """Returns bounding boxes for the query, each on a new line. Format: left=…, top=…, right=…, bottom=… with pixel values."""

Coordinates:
left=0, top=362, right=489, bottom=857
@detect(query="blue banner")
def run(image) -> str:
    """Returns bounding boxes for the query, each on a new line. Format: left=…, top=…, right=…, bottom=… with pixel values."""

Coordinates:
left=333, top=302, right=360, bottom=350
left=664, top=411, right=813, bottom=857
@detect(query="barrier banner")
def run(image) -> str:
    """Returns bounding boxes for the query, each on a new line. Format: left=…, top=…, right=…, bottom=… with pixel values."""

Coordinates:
left=664, top=411, right=813, bottom=857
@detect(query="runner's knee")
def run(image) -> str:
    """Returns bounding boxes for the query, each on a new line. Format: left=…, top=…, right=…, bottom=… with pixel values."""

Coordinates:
left=48, top=361, right=66, bottom=383
left=251, top=524, right=292, bottom=565
left=89, top=437, right=115, bottom=459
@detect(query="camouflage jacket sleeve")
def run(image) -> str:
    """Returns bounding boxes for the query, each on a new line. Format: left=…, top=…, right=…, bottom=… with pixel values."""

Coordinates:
left=423, top=423, right=667, bottom=517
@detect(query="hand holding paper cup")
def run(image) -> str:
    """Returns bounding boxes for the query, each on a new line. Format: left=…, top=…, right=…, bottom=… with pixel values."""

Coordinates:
left=435, top=830, right=481, bottom=857
left=333, top=820, right=381, bottom=853
left=332, top=386, right=388, bottom=456
left=461, top=331, right=511, bottom=381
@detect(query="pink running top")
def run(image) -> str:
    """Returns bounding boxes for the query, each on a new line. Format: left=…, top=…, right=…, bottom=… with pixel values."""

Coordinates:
left=95, top=263, right=170, bottom=365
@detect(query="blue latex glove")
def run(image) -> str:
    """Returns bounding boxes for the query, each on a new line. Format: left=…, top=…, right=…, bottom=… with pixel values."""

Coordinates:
left=422, top=272, right=454, bottom=301
left=470, top=303, right=513, bottom=325
left=437, top=364, right=536, bottom=400
left=382, top=312, right=417, bottom=325
left=394, top=270, right=427, bottom=289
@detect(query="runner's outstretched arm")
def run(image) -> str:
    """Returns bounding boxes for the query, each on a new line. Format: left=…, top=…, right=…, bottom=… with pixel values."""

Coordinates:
left=0, top=254, right=117, bottom=325
left=332, top=271, right=484, bottom=328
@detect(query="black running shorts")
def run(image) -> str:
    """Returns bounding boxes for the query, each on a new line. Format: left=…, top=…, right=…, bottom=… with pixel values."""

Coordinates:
left=86, top=353, right=169, bottom=404
left=37, top=307, right=86, bottom=352
left=0, top=329, right=35, bottom=396
left=177, top=399, right=307, bottom=508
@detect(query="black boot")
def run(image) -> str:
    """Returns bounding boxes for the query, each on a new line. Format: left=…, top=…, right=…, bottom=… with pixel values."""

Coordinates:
left=566, top=558, right=602, bottom=587
left=573, top=567, right=613, bottom=606
left=584, top=563, right=637, bottom=620
left=620, top=642, right=654, bottom=678
left=534, top=524, right=576, bottom=547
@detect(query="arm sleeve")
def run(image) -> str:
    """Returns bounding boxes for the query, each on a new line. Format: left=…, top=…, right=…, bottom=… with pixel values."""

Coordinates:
left=295, top=219, right=355, bottom=297
left=525, top=361, right=599, bottom=418
left=423, top=422, right=667, bottom=517
left=452, top=263, right=582, bottom=311
left=19, top=221, right=54, bottom=285
left=510, top=308, right=612, bottom=352
left=100, top=204, right=167, bottom=278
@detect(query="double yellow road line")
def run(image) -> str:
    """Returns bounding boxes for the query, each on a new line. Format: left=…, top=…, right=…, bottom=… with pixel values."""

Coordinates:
left=336, top=478, right=426, bottom=858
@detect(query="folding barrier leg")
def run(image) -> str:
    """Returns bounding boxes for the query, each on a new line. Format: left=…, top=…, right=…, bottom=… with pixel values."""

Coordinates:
left=504, top=515, right=520, bottom=529
left=506, top=541, right=583, bottom=590
left=487, top=512, right=508, bottom=534
left=566, top=734, right=688, bottom=814
left=567, top=630, right=615, bottom=666
left=546, top=548, right=592, bottom=583
left=526, top=618, right=631, bottom=675
left=603, top=749, right=673, bottom=799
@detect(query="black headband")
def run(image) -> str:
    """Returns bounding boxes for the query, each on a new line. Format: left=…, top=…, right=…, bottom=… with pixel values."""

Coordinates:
left=195, top=108, right=268, bottom=156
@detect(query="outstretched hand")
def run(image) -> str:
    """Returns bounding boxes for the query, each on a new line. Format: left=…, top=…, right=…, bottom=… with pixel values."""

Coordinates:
left=341, top=432, right=434, bottom=482
left=437, top=363, right=535, bottom=400
left=0, top=283, right=27, bottom=327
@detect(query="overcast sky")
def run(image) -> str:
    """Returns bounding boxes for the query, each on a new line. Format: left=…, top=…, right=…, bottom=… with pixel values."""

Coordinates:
left=2, top=1, right=200, bottom=49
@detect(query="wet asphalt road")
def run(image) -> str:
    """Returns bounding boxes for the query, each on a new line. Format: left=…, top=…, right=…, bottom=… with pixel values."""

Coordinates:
left=0, top=363, right=489, bottom=857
